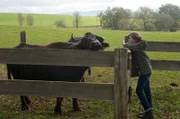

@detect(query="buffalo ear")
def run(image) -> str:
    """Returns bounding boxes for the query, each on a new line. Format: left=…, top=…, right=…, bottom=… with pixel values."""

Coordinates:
left=102, top=42, right=110, bottom=48
left=95, top=35, right=104, bottom=42
left=71, top=33, right=73, bottom=38
left=68, top=33, right=74, bottom=42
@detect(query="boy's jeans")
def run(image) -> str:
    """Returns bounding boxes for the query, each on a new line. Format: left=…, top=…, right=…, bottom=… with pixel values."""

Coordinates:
left=136, top=73, right=152, bottom=110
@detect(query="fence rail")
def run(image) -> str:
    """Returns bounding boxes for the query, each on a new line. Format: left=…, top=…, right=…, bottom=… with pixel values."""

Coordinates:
left=151, top=60, right=180, bottom=70
left=146, top=41, right=180, bottom=70
left=147, top=41, right=180, bottom=52
left=1, top=48, right=179, bottom=71
left=0, top=80, right=114, bottom=100
left=0, top=48, right=114, bottom=67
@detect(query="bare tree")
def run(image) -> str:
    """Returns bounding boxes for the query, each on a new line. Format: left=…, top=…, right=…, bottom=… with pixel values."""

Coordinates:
left=73, top=11, right=81, bottom=28
left=17, top=13, right=24, bottom=25
left=27, top=14, right=34, bottom=26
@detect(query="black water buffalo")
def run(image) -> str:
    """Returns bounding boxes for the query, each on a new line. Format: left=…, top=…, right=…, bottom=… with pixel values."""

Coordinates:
left=7, top=32, right=110, bottom=115
left=68, top=32, right=109, bottom=75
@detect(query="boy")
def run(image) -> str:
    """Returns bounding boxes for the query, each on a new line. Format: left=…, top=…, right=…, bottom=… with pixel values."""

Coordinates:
left=124, top=32, right=154, bottom=119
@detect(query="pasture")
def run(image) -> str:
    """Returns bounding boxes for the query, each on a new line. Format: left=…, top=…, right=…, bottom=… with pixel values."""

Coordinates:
left=0, top=25, right=180, bottom=119
left=0, top=13, right=100, bottom=27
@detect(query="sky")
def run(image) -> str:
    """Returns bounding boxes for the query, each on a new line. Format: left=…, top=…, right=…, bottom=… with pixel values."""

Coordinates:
left=0, top=0, right=180, bottom=14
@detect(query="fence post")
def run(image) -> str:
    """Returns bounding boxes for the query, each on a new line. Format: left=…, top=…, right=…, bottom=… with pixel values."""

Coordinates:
left=114, top=48, right=129, bottom=119
left=20, top=31, right=26, bottom=43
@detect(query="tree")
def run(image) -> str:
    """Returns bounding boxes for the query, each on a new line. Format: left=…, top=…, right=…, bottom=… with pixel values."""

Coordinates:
left=117, top=9, right=133, bottom=30
left=159, top=4, right=180, bottom=30
left=54, top=19, right=66, bottom=28
left=27, top=14, right=34, bottom=26
left=17, top=13, right=24, bottom=25
left=101, top=7, right=114, bottom=28
left=118, top=18, right=136, bottom=30
left=128, top=14, right=141, bottom=30
left=73, top=11, right=81, bottom=28
left=135, top=7, right=155, bottom=31
left=155, top=13, right=174, bottom=31
left=101, top=7, right=132, bottom=30
left=97, top=11, right=103, bottom=26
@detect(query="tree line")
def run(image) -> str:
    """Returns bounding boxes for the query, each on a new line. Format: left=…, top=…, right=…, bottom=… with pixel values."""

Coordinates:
left=17, top=3, right=180, bottom=31
left=97, top=4, right=180, bottom=31
left=54, top=11, right=81, bottom=28
left=18, top=13, right=34, bottom=26
left=17, top=12, right=80, bottom=28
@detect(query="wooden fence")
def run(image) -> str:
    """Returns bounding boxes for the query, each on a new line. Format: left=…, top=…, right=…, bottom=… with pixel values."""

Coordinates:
left=0, top=31, right=131, bottom=119
left=147, top=41, right=180, bottom=70
left=0, top=31, right=179, bottom=119
left=0, top=48, right=130, bottom=119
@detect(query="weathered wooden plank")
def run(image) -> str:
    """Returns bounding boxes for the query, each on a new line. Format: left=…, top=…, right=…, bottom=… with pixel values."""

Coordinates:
left=119, top=48, right=129, bottom=119
left=0, top=48, right=114, bottom=67
left=151, top=60, right=180, bottom=70
left=0, top=80, right=114, bottom=100
left=20, top=31, right=26, bottom=43
left=147, top=41, right=180, bottom=52
left=114, top=48, right=121, bottom=119
left=114, top=48, right=129, bottom=119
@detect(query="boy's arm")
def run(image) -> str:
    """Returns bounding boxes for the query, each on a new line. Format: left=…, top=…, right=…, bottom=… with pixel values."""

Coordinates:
left=124, top=41, right=147, bottom=51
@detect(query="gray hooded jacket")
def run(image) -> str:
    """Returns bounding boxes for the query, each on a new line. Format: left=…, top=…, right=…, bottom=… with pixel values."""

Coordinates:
left=124, top=40, right=152, bottom=77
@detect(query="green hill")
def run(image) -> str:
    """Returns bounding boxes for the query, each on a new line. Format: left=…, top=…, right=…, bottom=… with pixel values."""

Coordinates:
left=0, top=13, right=100, bottom=27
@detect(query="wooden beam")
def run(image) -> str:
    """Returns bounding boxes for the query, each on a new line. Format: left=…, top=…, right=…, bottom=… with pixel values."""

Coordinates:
left=119, top=48, right=129, bottom=119
left=114, top=48, right=129, bottom=119
left=147, top=41, right=180, bottom=52
left=0, top=48, right=114, bottom=67
left=151, top=60, right=180, bottom=70
left=114, top=48, right=121, bottom=119
left=20, top=31, right=26, bottom=43
left=0, top=80, right=114, bottom=100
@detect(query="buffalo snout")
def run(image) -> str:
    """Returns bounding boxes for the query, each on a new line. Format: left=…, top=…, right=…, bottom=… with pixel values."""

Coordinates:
left=91, top=41, right=102, bottom=50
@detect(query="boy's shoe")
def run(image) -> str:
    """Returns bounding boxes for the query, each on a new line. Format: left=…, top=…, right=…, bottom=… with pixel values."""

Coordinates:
left=138, top=109, right=154, bottom=119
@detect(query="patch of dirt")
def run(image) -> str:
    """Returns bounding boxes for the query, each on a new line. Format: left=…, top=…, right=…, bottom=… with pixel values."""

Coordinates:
left=170, top=82, right=179, bottom=87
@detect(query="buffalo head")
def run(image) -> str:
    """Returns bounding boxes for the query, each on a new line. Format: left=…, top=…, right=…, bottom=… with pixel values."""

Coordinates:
left=69, top=32, right=109, bottom=50
left=76, top=32, right=103, bottom=50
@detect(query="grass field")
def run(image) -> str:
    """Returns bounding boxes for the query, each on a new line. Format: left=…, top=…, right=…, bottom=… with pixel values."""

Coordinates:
left=0, top=13, right=100, bottom=27
left=0, top=21, right=180, bottom=118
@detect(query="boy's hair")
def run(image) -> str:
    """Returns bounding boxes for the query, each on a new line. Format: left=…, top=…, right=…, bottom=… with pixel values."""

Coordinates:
left=128, top=32, right=142, bottom=42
